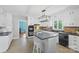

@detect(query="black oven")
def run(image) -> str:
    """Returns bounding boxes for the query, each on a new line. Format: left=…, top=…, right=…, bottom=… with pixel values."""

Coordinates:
left=28, top=25, right=34, bottom=36
left=59, top=33, right=69, bottom=47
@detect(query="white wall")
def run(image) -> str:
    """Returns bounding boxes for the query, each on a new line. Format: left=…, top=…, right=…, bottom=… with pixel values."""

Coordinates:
left=12, top=15, right=19, bottom=39
left=28, top=16, right=39, bottom=25
left=5, top=13, right=13, bottom=32
left=0, top=9, right=13, bottom=32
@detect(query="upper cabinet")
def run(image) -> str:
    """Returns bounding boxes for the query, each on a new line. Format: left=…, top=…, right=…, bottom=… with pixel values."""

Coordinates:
left=0, top=14, right=5, bottom=26
left=65, top=11, right=77, bottom=26
left=0, top=9, right=13, bottom=32
left=64, top=7, right=79, bottom=27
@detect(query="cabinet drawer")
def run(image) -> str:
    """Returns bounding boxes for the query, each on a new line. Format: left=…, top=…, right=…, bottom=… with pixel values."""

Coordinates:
left=69, top=38, right=79, bottom=42
left=69, top=45, right=75, bottom=49
left=69, top=39, right=77, bottom=45
left=72, top=39, right=79, bottom=43
left=69, top=35, right=79, bottom=40
left=69, top=45, right=79, bottom=51
left=70, top=40, right=79, bottom=45
left=69, top=41, right=79, bottom=47
left=72, top=46, right=79, bottom=51
left=69, top=35, right=79, bottom=44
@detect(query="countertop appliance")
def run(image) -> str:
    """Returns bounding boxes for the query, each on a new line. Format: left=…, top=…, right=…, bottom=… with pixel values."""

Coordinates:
left=59, top=32, right=69, bottom=47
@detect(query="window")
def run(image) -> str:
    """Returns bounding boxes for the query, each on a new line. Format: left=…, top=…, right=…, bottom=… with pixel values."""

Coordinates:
left=58, top=20, right=63, bottom=29
left=54, top=20, right=57, bottom=29
left=54, top=20, right=63, bottom=30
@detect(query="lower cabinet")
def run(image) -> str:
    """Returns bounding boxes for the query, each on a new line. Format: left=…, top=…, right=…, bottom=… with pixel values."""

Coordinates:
left=0, top=34, right=13, bottom=52
left=69, top=35, right=79, bottom=51
left=47, top=36, right=58, bottom=53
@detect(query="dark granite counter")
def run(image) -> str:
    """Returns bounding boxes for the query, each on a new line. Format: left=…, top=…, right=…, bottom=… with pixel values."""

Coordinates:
left=42, top=30, right=79, bottom=36
left=52, top=30, right=79, bottom=36
left=66, top=32, right=79, bottom=36
left=35, top=31, right=58, bottom=40
left=0, top=32, right=11, bottom=36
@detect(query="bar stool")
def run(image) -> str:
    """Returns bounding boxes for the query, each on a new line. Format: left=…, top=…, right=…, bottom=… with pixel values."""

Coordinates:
left=33, top=37, right=42, bottom=53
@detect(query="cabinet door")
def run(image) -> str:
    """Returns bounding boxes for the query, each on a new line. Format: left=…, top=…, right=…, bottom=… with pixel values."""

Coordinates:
left=0, top=36, right=9, bottom=52
left=0, top=14, right=5, bottom=26
left=47, top=36, right=57, bottom=53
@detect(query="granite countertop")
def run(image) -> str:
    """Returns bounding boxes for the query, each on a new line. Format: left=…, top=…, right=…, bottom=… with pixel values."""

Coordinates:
left=0, top=32, right=11, bottom=36
left=35, top=31, right=58, bottom=40
left=51, top=30, right=79, bottom=36
left=42, top=29, right=79, bottom=36
left=66, top=32, right=79, bottom=36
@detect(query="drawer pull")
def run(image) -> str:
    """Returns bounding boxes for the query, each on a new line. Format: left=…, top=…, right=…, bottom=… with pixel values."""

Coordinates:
left=73, top=43, right=77, bottom=45
left=74, top=37, right=77, bottom=38
left=73, top=40, right=77, bottom=41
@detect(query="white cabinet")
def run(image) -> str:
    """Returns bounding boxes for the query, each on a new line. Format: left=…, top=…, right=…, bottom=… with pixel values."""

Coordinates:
left=69, top=35, right=79, bottom=51
left=47, top=36, right=58, bottom=53
left=0, top=33, right=13, bottom=52
left=65, top=9, right=79, bottom=27
left=0, top=14, right=5, bottom=26
left=0, top=13, right=12, bottom=32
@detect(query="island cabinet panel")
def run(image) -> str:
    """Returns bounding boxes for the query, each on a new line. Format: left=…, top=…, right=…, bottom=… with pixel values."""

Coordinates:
left=69, top=35, right=79, bottom=51
left=47, top=36, right=58, bottom=53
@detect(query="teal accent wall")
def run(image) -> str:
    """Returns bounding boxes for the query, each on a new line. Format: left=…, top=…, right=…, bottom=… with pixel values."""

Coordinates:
left=19, top=19, right=28, bottom=32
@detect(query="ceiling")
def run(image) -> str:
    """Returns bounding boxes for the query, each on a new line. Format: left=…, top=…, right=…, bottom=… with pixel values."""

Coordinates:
left=0, top=5, right=69, bottom=18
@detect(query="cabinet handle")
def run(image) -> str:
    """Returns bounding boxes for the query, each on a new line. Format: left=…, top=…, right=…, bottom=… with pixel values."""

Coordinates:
left=73, top=43, right=77, bottom=45
left=74, top=36, right=77, bottom=38
left=73, top=40, right=77, bottom=42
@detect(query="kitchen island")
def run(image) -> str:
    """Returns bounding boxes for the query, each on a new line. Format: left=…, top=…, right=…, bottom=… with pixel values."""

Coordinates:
left=34, top=31, right=59, bottom=53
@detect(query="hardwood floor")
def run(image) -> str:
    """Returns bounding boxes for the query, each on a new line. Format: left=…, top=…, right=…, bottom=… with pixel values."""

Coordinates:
left=6, top=37, right=34, bottom=53
left=56, top=44, right=75, bottom=53
left=5, top=35, right=76, bottom=53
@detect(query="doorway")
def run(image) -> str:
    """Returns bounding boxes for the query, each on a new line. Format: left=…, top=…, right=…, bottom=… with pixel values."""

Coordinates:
left=19, top=19, right=28, bottom=37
